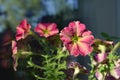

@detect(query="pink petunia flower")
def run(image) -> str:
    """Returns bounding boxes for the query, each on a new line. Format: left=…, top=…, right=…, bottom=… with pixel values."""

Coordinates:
left=16, top=19, right=31, bottom=41
left=12, top=41, right=18, bottom=71
left=95, top=71, right=103, bottom=80
left=34, top=23, right=59, bottom=38
left=60, top=21, right=94, bottom=56
left=110, top=67, right=120, bottom=79
left=110, top=59, right=120, bottom=79
left=94, top=53, right=107, bottom=63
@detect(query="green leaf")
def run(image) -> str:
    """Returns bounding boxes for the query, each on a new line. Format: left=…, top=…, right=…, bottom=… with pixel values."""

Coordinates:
left=101, top=32, right=109, bottom=38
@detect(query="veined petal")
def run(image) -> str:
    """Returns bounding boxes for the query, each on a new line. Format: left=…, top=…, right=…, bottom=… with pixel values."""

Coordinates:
left=49, top=30, right=59, bottom=36
left=20, top=19, right=27, bottom=29
left=76, top=22, right=86, bottom=36
left=80, top=35, right=94, bottom=44
left=35, top=23, right=58, bottom=37
left=19, top=19, right=31, bottom=31
left=47, top=23, right=58, bottom=31
left=12, top=41, right=17, bottom=54
left=11, top=41, right=18, bottom=71
left=70, top=43, right=80, bottom=57
left=82, top=30, right=92, bottom=36
left=60, top=21, right=94, bottom=57
left=95, top=71, right=103, bottom=80
left=60, top=35, right=72, bottom=44
left=26, top=23, right=31, bottom=31
left=16, top=26, right=24, bottom=34
left=69, top=21, right=77, bottom=34
left=78, top=43, right=92, bottom=56
left=94, top=53, right=107, bottom=63
left=34, top=26, right=44, bottom=34
left=66, top=43, right=80, bottom=57
left=16, top=19, right=31, bottom=41
left=110, top=67, right=120, bottom=79
left=16, top=27, right=24, bottom=41
left=60, top=27, right=73, bottom=44
left=37, top=23, right=46, bottom=30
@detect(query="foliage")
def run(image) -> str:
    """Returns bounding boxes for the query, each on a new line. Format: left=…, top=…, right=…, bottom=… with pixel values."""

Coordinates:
left=11, top=19, right=120, bottom=80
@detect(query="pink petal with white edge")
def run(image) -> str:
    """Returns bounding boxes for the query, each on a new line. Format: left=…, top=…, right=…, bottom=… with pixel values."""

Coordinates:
left=16, top=19, right=31, bottom=41
left=34, top=26, right=44, bottom=34
left=110, top=67, right=120, bottom=79
left=70, top=43, right=80, bottom=57
left=78, top=42, right=92, bottom=56
left=95, top=71, right=103, bottom=80
left=20, top=19, right=31, bottom=30
left=12, top=41, right=17, bottom=54
left=35, top=23, right=59, bottom=37
left=76, top=23, right=86, bottom=36
left=94, top=53, right=107, bottom=63
left=49, top=30, right=59, bottom=36
left=80, top=35, right=94, bottom=44
left=60, top=27, right=73, bottom=44
left=20, top=19, right=27, bottom=29
left=82, top=30, right=92, bottom=36
left=47, top=23, right=58, bottom=31
left=69, top=21, right=76, bottom=34
left=36, top=23, right=46, bottom=30
left=16, top=27, right=24, bottom=41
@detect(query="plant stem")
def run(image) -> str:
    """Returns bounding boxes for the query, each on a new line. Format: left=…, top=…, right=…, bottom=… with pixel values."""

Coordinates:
left=30, top=31, right=50, bottom=54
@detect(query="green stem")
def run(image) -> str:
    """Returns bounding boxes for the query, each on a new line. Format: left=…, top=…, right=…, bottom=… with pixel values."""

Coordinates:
left=30, top=31, right=44, bottom=46
left=30, top=31, right=50, bottom=54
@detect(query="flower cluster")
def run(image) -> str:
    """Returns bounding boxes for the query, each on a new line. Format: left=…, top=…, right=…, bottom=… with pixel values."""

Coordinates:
left=90, top=39, right=120, bottom=80
left=11, top=19, right=120, bottom=80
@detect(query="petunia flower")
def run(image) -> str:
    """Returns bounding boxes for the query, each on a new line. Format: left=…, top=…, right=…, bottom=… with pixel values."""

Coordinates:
left=95, top=71, right=103, bottom=80
left=110, top=59, right=120, bottom=79
left=110, top=67, right=120, bottom=79
left=65, top=61, right=88, bottom=80
left=34, top=23, right=59, bottom=38
left=12, top=40, right=18, bottom=71
left=68, top=61, right=88, bottom=75
left=60, top=21, right=94, bottom=56
left=94, top=53, right=107, bottom=63
left=16, top=19, right=31, bottom=41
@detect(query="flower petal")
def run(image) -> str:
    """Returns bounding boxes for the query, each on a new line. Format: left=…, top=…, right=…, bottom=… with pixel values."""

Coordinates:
left=16, top=19, right=31, bottom=41
left=76, top=22, right=86, bottom=36
left=78, top=43, right=92, bottom=56
left=82, top=30, right=92, bottom=36
left=60, top=27, right=73, bottom=44
left=110, top=67, right=120, bottom=79
left=47, top=23, right=58, bottom=31
left=19, top=19, right=31, bottom=30
left=12, top=41, right=17, bottom=54
left=94, top=53, right=107, bottom=63
left=60, top=21, right=94, bottom=57
left=16, top=27, right=24, bottom=41
left=70, top=43, right=80, bottom=57
left=35, top=23, right=58, bottom=37
left=95, top=71, right=103, bottom=80
left=80, top=35, right=94, bottom=44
